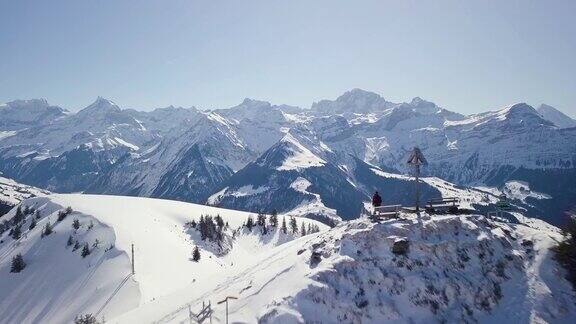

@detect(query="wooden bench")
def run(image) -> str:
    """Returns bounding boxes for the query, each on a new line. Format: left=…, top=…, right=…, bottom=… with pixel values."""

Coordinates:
left=425, top=197, right=460, bottom=214
left=372, top=204, right=402, bottom=221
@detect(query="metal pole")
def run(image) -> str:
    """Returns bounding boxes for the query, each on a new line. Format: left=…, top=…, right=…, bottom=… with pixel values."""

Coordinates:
left=131, top=244, right=135, bottom=275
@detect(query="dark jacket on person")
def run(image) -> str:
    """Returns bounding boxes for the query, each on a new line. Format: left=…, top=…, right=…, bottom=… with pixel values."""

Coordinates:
left=372, top=192, right=382, bottom=207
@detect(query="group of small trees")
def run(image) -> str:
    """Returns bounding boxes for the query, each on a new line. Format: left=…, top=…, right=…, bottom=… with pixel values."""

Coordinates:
left=187, top=214, right=231, bottom=261
left=57, top=206, right=74, bottom=222
left=74, top=314, right=101, bottom=324
left=4, top=206, right=39, bottom=240
left=189, top=214, right=228, bottom=245
left=66, top=219, right=98, bottom=258
left=244, top=211, right=320, bottom=236
left=552, top=210, right=576, bottom=290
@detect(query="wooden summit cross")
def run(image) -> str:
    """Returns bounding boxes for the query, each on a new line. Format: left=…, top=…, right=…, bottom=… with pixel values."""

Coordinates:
left=407, top=147, right=427, bottom=212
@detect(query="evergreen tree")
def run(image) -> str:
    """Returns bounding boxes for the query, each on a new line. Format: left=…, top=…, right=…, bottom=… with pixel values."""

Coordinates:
left=192, top=246, right=201, bottom=262
left=29, top=218, right=37, bottom=230
left=67, top=235, right=74, bottom=247
left=35, top=210, right=41, bottom=220
left=0, top=220, right=8, bottom=235
left=270, top=209, right=278, bottom=227
left=81, top=242, right=90, bottom=258
left=245, top=216, right=254, bottom=231
left=92, top=239, right=100, bottom=249
left=72, top=219, right=80, bottom=230
left=10, top=253, right=26, bottom=273
left=281, top=217, right=287, bottom=234
left=257, top=213, right=266, bottom=227
left=73, top=240, right=80, bottom=251
left=300, top=222, right=307, bottom=236
left=57, top=210, right=68, bottom=222
left=41, top=221, right=53, bottom=238
left=290, top=217, right=298, bottom=234
left=215, top=214, right=224, bottom=228
left=257, top=213, right=267, bottom=234
left=12, top=206, right=24, bottom=226
left=11, top=224, right=22, bottom=240
left=87, top=221, right=94, bottom=230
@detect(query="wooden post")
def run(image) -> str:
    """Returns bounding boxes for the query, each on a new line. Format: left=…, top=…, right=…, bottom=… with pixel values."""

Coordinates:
left=218, top=296, right=238, bottom=324
left=131, top=244, right=135, bottom=275
left=188, top=304, right=193, bottom=324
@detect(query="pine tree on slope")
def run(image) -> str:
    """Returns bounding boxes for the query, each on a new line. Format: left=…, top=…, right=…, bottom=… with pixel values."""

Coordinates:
left=192, top=246, right=201, bottom=262
left=270, top=209, right=278, bottom=227
left=10, top=253, right=26, bottom=273
left=81, top=243, right=91, bottom=258
left=290, top=217, right=298, bottom=234
left=281, top=217, right=287, bottom=234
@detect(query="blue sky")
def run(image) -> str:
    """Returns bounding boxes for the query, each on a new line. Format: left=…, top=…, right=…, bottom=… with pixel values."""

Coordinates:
left=1, top=0, right=575, bottom=116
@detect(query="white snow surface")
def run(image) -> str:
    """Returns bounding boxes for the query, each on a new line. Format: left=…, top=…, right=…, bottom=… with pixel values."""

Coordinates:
left=119, top=210, right=576, bottom=323
left=277, top=133, right=326, bottom=171
left=0, top=194, right=327, bottom=323
left=1, top=194, right=575, bottom=323
left=0, top=176, right=48, bottom=205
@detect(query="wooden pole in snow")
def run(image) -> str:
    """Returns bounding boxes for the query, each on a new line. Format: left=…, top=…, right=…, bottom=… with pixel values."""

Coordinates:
left=131, top=244, right=135, bottom=275
left=218, top=296, right=237, bottom=324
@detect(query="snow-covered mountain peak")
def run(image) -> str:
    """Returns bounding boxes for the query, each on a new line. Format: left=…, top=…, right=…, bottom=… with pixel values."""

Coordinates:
left=494, top=103, right=551, bottom=126
left=0, top=99, right=67, bottom=131
left=311, top=89, right=395, bottom=116
left=3, top=98, right=49, bottom=109
left=78, top=97, right=121, bottom=115
left=409, top=96, right=440, bottom=113
left=337, top=88, right=383, bottom=102
left=537, top=104, right=576, bottom=128
left=256, top=132, right=326, bottom=171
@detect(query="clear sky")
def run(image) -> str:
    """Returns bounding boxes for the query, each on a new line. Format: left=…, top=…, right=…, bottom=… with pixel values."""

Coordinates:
left=1, top=0, right=575, bottom=116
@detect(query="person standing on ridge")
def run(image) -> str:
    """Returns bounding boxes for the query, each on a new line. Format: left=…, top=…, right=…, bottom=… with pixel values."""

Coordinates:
left=372, top=191, right=382, bottom=208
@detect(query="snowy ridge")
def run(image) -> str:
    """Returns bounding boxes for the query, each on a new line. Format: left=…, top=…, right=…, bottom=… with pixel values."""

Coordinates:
left=49, top=203, right=573, bottom=323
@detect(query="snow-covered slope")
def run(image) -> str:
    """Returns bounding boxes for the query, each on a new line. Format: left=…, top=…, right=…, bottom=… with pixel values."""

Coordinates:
left=0, top=176, right=48, bottom=216
left=2, top=194, right=575, bottom=323
left=0, top=194, right=326, bottom=323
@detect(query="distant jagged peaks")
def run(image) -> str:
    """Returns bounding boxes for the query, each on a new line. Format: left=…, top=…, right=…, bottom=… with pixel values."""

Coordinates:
left=0, top=98, right=67, bottom=130
left=537, top=104, right=576, bottom=128
left=4, top=98, right=49, bottom=108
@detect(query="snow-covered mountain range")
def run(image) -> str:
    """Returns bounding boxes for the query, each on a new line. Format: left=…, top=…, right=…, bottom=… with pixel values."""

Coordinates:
left=1, top=90, right=575, bottom=225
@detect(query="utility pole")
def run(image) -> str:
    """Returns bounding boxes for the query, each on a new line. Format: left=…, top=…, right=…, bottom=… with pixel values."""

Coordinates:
left=217, top=296, right=237, bottom=324
left=407, top=147, right=427, bottom=212
left=131, top=243, right=135, bottom=275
